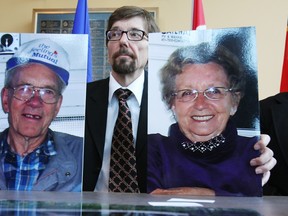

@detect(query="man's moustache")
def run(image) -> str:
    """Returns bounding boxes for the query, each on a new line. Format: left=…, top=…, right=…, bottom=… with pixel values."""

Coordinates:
left=113, top=50, right=134, bottom=59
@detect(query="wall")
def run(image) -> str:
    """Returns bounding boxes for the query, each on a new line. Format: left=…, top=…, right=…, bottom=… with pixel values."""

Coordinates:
left=0, top=0, right=287, bottom=99
left=204, top=0, right=288, bottom=99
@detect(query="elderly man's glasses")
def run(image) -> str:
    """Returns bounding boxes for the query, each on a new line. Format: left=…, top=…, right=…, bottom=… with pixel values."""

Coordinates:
left=10, top=84, right=61, bottom=104
left=172, top=87, right=234, bottom=102
left=106, top=29, right=148, bottom=41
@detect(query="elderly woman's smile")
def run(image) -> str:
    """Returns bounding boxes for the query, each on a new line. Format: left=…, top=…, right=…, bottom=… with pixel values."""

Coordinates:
left=191, top=115, right=214, bottom=122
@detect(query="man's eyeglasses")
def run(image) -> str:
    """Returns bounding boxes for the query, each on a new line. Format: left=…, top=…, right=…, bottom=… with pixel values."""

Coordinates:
left=10, top=84, right=61, bottom=104
left=171, top=87, right=234, bottom=102
left=106, top=29, right=148, bottom=41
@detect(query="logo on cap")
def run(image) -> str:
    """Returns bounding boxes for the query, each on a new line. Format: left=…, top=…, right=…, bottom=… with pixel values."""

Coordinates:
left=6, top=38, right=70, bottom=85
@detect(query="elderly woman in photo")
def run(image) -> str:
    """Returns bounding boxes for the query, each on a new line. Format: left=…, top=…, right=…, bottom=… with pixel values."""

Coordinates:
left=147, top=43, right=262, bottom=196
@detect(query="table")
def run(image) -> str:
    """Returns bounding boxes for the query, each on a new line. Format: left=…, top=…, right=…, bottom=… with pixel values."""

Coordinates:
left=0, top=191, right=287, bottom=215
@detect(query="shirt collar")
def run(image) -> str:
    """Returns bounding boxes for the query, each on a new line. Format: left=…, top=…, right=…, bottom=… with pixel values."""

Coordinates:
left=0, top=129, right=56, bottom=157
left=108, top=71, right=145, bottom=105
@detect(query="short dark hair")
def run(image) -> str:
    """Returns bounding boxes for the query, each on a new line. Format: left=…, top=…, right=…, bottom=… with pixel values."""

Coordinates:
left=106, top=6, right=160, bottom=44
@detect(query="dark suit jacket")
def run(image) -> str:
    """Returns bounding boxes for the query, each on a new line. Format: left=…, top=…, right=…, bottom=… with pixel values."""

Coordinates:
left=260, top=92, right=288, bottom=195
left=83, top=73, right=148, bottom=192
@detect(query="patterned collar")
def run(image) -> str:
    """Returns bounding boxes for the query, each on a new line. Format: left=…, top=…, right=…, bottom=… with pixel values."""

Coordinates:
left=169, top=120, right=237, bottom=158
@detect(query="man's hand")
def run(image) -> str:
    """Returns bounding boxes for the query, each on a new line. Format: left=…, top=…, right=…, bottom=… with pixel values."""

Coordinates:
left=250, top=134, right=277, bottom=186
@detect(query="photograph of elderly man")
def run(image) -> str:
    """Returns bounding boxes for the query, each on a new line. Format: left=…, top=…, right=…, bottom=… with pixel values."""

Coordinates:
left=0, top=34, right=87, bottom=191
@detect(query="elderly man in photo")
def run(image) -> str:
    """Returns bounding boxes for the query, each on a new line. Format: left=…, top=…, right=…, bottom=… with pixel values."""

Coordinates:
left=0, top=38, right=83, bottom=191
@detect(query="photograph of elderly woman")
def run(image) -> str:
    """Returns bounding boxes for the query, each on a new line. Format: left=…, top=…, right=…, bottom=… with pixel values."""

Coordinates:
left=147, top=27, right=262, bottom=196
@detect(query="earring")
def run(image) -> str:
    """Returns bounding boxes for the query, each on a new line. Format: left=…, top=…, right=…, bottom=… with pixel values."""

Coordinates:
left=230, top=107, right=237, bottom=116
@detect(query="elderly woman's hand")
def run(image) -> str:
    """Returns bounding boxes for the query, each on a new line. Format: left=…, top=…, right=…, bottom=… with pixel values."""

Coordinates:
left=150, top=187, right=215, bottom=196
left=250, top=134, right=277, bottom=186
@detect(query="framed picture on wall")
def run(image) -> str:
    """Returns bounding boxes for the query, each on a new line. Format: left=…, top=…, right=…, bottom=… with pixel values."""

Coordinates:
left=33, top=8, right=158, bottom=81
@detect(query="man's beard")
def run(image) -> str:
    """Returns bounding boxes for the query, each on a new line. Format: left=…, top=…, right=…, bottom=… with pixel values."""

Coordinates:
left=111, top=48, right=137, bottom=75
left=112, top=58, right=136, bottom=75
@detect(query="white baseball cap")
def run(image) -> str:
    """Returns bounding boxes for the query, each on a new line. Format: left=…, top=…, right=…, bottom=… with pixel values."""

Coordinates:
left=6, top=38, right=70, bottom=85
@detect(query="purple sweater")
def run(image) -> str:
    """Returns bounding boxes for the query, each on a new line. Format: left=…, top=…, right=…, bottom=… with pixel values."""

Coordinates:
left=147, top=121, right=262, bottom=196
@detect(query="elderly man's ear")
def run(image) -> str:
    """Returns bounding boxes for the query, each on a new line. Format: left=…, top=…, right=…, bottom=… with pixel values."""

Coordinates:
left=1, top=88, right=9, bottom=114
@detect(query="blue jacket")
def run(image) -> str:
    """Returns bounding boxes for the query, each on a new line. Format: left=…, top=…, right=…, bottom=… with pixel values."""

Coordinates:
left=0, top=130, right=83, bottom=192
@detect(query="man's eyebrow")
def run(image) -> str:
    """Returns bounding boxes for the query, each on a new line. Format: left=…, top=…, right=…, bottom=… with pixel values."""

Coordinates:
left=109, top=27, right=120, bottom=30
left=110, top=27, right=145, bottom=31
left=130, top=27, right=146, bottom=31
left=15, top=82, right=58, bottom=90
left=12, top=82, right=31, bottom=87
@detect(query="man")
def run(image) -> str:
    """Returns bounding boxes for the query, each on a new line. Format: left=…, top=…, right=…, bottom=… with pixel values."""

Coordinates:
left=83, top=6, right=275, bottom=193
left=0, top=38, right=83, bottom=191
left=84, top=6, right=159, bottom=193
left=260, top=92, right=288, bottom=195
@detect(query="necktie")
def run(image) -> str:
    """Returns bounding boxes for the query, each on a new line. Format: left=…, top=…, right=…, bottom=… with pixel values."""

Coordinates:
left=108, top=88, right=140, bottom=193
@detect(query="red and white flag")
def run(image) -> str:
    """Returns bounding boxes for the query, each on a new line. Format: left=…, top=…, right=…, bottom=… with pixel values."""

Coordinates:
left=280, top=21, right=288, bottom=92
left=192, top=0, right=206, bottom=30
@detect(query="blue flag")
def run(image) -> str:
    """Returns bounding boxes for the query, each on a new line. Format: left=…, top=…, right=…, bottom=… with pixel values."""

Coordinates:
left=72, top=0, right=93, bottom=82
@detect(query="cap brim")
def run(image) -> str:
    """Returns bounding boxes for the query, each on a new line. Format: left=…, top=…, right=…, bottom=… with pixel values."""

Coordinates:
left=6, top=57, right=69, bottom=85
